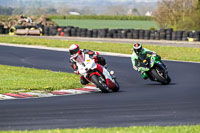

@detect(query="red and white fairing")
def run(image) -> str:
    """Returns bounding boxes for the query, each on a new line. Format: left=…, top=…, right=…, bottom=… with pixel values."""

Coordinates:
left=77, top=54, right=116, bottom=90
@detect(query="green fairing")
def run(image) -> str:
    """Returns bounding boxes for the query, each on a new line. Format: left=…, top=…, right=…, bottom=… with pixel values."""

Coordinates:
left=140, top=56, right=161, bottom=72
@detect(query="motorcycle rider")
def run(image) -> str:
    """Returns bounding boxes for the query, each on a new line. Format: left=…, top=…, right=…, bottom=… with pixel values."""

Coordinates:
left=69, top=44, right=107, bottom=85
left=131, top=42, right=162, bottom=80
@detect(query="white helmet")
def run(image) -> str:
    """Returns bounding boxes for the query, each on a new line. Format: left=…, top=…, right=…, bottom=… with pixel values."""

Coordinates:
left=133, top=42, right=142, bottom=55
left=69, top=44, right=80, bottom=59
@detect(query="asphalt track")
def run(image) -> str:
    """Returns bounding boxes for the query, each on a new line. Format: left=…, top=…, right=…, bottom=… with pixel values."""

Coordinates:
left=0, top=45, right=200, bottom=130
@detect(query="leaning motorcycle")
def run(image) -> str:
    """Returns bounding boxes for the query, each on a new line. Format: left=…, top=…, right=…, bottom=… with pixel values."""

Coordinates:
left=139, top=55, right=171, bottom=85
left=78, top=55, right=120, bottom=93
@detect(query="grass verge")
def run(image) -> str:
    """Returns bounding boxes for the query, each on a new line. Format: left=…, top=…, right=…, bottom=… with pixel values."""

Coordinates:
left=48, top=15, right=153, bottom=20
left=0, top=65, right=82, bottom=94
left=53, top=19, right=158, bottom=30
left=1, top=125, right=200, bottom=133
left=0, top=36, right=200, bottom=62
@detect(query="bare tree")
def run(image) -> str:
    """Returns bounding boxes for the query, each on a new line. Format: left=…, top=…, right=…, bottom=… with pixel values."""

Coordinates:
left=178, top=0, right=200, bottom=30
left=153, top=0, right=197, bottom=29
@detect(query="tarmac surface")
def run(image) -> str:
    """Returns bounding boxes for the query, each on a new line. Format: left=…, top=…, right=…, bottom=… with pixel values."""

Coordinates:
left=0, top=44, right=200, bottom=130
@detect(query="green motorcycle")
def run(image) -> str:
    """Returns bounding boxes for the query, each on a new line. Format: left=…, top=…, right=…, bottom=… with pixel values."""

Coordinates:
left=139, top=55, right=171, bottom=85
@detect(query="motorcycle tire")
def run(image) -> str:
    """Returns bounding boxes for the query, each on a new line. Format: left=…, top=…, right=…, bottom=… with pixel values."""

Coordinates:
left=163, top=75, right=171, bottom=85
left=91, top=75, right=110, bottom=93
left=151, top=67, right=169, bottom=85
left=111, top=79, right=120, bottom=92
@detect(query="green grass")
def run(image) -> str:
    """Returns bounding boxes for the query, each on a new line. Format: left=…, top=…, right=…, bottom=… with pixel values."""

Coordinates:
left=1, top=125, right=200, bottom=133
left=0, top=36, right=200, bottom=62
left=53, top=19, right=159, bottom=30
left=0, top=65, right=82, bottom=94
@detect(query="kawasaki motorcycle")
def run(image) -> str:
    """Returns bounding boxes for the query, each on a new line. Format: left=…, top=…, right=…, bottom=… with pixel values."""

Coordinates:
left=139, top=55, right=171, bottom=85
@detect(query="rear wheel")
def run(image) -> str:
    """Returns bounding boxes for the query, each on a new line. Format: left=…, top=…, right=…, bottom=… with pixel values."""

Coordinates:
left=91, top=75, right=110, bottom=93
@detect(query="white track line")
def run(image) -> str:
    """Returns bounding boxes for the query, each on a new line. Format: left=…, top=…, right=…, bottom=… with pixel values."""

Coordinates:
left=0, top=94, right=15, bottom=100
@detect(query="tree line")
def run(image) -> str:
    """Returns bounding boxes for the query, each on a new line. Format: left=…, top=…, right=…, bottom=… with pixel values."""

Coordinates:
left=0, top=6, right=57, bottom=15
left=153, top=0, right=200, bottom=30
left=0, top=6, right=23, bottom=15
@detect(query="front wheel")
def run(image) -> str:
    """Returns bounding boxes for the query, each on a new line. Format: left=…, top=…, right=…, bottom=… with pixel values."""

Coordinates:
left=91, top=75, right=110, bottom=93
left=150, top=67, right=170, bottom=85
left=111, top=79, right=120, bottom=92
left=162, top=75, right=171, bottom=85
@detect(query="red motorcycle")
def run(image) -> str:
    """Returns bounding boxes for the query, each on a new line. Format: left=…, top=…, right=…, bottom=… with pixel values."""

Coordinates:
left=78, top=54, right=119, bottom=93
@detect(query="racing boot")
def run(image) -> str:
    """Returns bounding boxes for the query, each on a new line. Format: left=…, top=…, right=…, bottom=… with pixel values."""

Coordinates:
left=142, top=72, right=148, bottom=80
left=80, top=76, right=89, bottom=85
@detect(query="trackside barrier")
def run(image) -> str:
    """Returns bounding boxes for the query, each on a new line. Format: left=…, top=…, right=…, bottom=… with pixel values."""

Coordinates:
left=53, top=26, right=200, bottom=42
left=1, top=25, right=200, bottom=41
